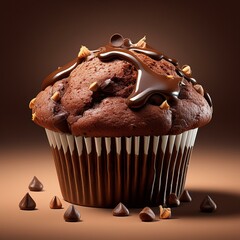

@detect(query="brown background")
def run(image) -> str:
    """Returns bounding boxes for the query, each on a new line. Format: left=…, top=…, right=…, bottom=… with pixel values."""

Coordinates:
left=1, top=1, right=240, bottom=240
left=1, top=0, right=240, bottom=149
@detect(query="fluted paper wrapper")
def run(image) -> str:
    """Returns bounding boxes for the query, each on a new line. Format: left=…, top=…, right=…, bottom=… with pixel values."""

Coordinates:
left=45, top=128, right=198, bottom=207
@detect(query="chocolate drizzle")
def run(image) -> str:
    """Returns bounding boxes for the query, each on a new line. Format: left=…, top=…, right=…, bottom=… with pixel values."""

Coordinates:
left=40, top=33, right=212, bottom=109
left=131, top=47, right=178, bottom=66
left=42, top=58, right=79, bottom=90
left=98, top=45, right=182, bottom=108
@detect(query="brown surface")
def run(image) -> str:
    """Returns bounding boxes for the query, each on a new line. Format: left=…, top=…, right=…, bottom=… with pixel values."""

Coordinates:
left=1, top=146, right=240, bottom=240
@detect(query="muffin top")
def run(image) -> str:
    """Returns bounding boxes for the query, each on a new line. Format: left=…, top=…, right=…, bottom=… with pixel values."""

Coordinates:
left=30, top=34, right=212, bottom=137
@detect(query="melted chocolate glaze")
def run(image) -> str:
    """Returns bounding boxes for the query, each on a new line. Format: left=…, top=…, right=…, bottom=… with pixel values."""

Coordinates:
left=40, top=34, right=212, bottom=109
left=42, top=57, right=79, bottom=90
left=98, top=46, right=182, bottom=108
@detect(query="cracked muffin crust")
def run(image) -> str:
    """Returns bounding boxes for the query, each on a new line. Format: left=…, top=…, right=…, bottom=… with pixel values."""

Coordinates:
left=30, top=34, right=212, bottom=137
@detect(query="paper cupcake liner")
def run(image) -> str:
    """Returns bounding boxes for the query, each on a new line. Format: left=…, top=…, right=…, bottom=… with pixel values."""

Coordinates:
left=45, top=128, right=198, bottom=207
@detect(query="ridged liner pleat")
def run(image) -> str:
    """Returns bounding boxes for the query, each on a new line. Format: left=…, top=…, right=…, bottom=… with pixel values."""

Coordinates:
left=45, top=128, right=198, bottom=207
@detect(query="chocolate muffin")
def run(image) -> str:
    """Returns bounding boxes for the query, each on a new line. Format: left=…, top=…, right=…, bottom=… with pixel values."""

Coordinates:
left=29, top=34, right=212, bottom=207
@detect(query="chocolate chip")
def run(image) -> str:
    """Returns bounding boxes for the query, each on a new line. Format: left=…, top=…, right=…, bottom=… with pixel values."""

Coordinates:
left=64, top=205, right=81, bottom=222
left=50, top=196, right=63, bottom=209
left=159, top=205, right=171, bottom=219
left=123, top=38, right=132, bottom=48
left=149, top=94, right=165, bottom=106
left=28, top=176, right=43, bottom=191
left=110, top=33, right=124, bottom=48
left=139, top=207, right=155, bottom=222
left=19, top=193, right=36, bottom=210
left=180, top=190, right=192, bottom=202
left=167, top=193, right=180, bottom=207
left=112, top=202, right=129, bottom=216
left=200, top=195, right=217, bottom=213
left=52, top=111, right=69, bottom=132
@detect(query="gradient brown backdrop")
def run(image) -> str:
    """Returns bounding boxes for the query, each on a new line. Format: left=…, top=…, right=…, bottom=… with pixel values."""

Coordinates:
left=1, top=0, right=240, bottom=150
left=1, top=1, right=240, bottom=240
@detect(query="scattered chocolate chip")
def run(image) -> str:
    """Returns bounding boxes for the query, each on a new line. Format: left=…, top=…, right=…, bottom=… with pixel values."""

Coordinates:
left=28, top=176, right=43, bottom=191
left=19, top=193, right=36, bottom=210
left=200, top=195, right=217, bottom=213
left=167, top=193, right=180, bottom=207
left=112, top=202, right=129, bottom=216
left=110, top=33, right=124, bottom=48
left=139, top=207, right=155, bottom=222
left=180, top=190, right=192, bottom=202
left=64, top=205, right=81, bottom=222
left=50, top=196, right=63, bottom=209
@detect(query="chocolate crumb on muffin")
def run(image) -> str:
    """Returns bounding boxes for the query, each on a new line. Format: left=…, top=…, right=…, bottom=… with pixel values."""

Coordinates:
left=29, top=34, right=212, bottom=207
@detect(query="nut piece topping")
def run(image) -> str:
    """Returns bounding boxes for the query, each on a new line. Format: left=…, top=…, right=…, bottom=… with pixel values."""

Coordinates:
left=78, top=45, right=91, bottom=59
left=29, top=98, right=36, bottom=109
left=182, top=65, right=192, bottom=76
left=167, top=75, right=174, bottom=79
left=51, top=91, right=61, bottom=102
left=194, top=84, right=204, bottom=96
left=32, top=113, right=36, bottom=121
left=135, top=36, right=147, bottom=48
left=89, top=81, right=99, bottom=92
left=159, top=205, right=171, bottom=219
left=160, top=100, right=170, bottom=110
